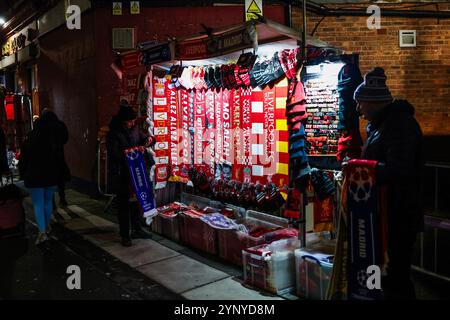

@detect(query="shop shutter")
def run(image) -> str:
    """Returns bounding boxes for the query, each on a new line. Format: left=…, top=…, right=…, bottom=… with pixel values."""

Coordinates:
left=112, top=28, right=135, bottom=50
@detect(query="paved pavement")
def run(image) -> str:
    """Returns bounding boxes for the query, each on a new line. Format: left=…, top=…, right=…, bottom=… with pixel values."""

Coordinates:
left=2, top=186, right=449, bottom=300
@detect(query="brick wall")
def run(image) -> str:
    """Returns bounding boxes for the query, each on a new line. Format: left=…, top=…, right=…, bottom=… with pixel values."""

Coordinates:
left=292, top=2, right=450, bottom=136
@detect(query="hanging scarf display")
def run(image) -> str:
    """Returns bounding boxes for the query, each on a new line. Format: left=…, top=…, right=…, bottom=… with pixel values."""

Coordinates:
left=189, top=90, right=196, bottom=173
left=152, top=76, right=170, bottom=189
left=232, top=88, right=243, bottom=182
left=250, top=87, right=265, bottom=184
left=262, top=84, right=276, bottom=185
left=347, top=159, right=383, bottom=300
left=222, top=89, right=232, bottom=180
left=205, top=89, right=216, bottom=178
left=273, top=78, right=289, bottom=199
left=214, top=88, right=224, bottom=179
left=194, top=90, right=206, bottom=168
left=240, top=87, right=252, bottom=182
left=178, top=88, right=191, bottom=183
left=124, top=146, right=157, bottom=222
left=168, top=86, right=181, bottom=181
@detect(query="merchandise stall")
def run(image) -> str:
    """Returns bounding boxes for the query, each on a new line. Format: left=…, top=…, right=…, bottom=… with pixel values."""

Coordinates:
left=116, top=17, right=379, bottom=299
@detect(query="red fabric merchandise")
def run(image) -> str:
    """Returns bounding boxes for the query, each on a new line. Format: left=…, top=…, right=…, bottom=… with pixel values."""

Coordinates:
left=232, top=88, right=244, bottom=182
left=214, top=89, right=224, bottom=179
left=263, top=228, right=298, bottom=242
left=262, top=85, right=276, bottom=183
left=251, top=87, right=265, bottom=184
left=314, top=196, right=334, bottom=224
left=179, top=88, right=192, bottom=183
left=205, top=89, right=216, bottom=178
left=168, top=86, right=181, bottom=180
left=153, top=76, right=170, bottom=189
left=194, top=90, right=206, bottom=168
left=273, top=79, right=290, bottom=198
left=337, top=131, right=363, bottom=162
left=241, top=87, right=253, bottom=182
left=222, top=89, right=233, bottom=168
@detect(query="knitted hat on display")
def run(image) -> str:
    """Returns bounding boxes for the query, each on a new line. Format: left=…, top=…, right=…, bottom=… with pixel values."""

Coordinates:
left=353, top=67, right=393, bottom=103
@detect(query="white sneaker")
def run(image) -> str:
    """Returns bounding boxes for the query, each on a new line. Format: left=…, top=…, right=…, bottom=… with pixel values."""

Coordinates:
left=35, top=232, right=48, bottom=245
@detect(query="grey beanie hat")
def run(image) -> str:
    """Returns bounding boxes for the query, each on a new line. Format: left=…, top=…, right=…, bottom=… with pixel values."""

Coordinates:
left=354, top=67, right=393, bottom=103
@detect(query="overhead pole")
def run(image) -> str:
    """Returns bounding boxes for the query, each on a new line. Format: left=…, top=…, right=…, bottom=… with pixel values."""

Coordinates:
left=299, top=0, right=307, bottom=249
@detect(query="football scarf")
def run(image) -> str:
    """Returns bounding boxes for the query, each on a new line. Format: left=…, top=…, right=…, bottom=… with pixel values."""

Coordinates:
left=178, top=88, right=191, bottom=183
left=232, top=88, right=243, bottom=182
left=152, top=76, right=170, bottom=189
left=194, top=90, right=206, bottom=168
left=189, top=90, right=196, bottom=173
left=240, top=87, right=252, bottom=183
left=205, top=89, right=216, bottom=178
left=124, top=146, right=157, bottom=222
left=273, top=78, right=289, bottom=199
left=262, top=84, right=276, bottom=185
left=250, top=87, right=265, bottom=184
left=347, top=159, right=383, bottom=300
left=214, top=88, right=224, bottom=179
left=222, top=89, right=232, bottom=180
left=168, top=86, right=181, bottom=181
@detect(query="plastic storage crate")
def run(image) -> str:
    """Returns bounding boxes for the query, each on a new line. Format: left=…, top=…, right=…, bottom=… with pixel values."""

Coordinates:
left=242, top=238, right=300, bottom=295
left=295, top=242, right=335, bottom=300
left=218, top=216, right=290, bottom=267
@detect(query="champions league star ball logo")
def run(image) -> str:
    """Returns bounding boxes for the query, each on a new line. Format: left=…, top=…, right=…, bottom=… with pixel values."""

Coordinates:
left=357, top=269, right=369, bottom=288
left=126, top=149, right=140, bottom=161
left=140, top=192, right=147, bottom=201
left=349, top=167, right=373, bottom=203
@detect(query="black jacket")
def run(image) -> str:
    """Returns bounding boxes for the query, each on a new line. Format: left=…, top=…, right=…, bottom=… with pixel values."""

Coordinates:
left=362, top=100, right=424, bottom=235
left=106, top=116, right=147, bottom=196
left=19, top=113, right=69, bottom=188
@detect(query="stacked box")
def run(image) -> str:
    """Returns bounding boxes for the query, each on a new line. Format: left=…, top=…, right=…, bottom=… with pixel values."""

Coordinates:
left=151, top=214, right=180, bottom=242
left=242, top=238, right=300, bottom=295
left=179, top=213, right=217, bottom=255
left=295, top=242, right=335, bottom=300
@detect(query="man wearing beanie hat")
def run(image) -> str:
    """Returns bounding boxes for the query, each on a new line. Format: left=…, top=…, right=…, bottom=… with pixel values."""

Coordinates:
left=107, top=105, right=154, bottom=247
left=354, top=67, right=424, bottom=299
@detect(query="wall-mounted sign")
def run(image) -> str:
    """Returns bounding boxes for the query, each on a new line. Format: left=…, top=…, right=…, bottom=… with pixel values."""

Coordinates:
left=112, top=2, right=122, bottom=15
left=245, top=0, right=263, bottom=22
left=130, top=1, right=140, bottom=15
left=1, top=21, right=37, bottom=58
left=175, top=25, right=256, bottom=60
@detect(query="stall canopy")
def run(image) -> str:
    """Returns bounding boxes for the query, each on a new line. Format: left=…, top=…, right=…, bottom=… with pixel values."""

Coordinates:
left=115, top=18, right=344, bottom=73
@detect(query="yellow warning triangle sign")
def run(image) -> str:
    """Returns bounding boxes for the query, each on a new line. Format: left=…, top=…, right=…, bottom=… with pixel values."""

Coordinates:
left=247, top=0, right=261, bottom=14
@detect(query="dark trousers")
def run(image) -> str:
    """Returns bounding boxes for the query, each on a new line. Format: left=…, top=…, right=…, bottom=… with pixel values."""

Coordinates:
left=382, top=232, right=417, bottom=300
left=117, top=195, right=142, bottom=239
left=58, top=180, right=66, bottom=202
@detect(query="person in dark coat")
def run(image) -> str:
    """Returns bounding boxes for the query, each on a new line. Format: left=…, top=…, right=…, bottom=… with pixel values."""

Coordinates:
left=354, top=67, right=424, bottom=299
left=40, top=109, right=71, bottom=207
left=18, top=110, right=69, bottom=245
left=107, top=105, right=153, bottom=247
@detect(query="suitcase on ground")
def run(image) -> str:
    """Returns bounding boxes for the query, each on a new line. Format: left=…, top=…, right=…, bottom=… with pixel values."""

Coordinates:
left=0, top=184, right=26, bottom=238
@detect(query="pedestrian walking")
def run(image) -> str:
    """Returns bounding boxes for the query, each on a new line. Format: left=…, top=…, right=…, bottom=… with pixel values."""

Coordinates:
left=18, top=109, right=69, bottom=244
